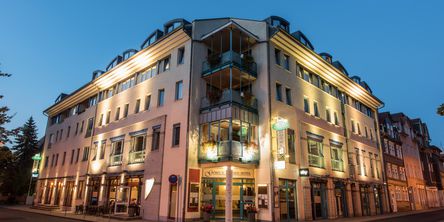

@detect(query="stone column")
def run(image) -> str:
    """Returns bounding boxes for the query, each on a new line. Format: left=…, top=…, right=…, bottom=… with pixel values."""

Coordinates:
left=345, top=183, right=354, bottom=217
left=303, top=178, right=313, bottom=221
left=352, top=183, right=362, bottom=216
left=225, top=166, right=232, bottom=222
left=327, top=178, right=337, bottom=219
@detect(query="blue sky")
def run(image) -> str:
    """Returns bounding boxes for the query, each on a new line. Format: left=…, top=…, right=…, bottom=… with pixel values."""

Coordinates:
left=1, top=0, right=443, bottom=146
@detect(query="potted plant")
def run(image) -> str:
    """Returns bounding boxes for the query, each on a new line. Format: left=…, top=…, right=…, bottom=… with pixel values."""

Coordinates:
left=246, top=204, right=258, bottom=222
left=201, top=203, right=213, bottom=222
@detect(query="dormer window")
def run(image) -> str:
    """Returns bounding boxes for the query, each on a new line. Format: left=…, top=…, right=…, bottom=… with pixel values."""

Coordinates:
left=163, top=19, right=189, bottom=35
left=122, top=49, right=138, bottom=61
left=266, top=16, right=290, bottom=32
left=92, top=70, right=104, bottom=80
left=141, top=29, right=164, bottom=49
left=106, top=55, right=123, bottom=71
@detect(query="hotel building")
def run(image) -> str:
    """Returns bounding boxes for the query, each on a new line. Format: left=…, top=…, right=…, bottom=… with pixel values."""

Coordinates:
left=35, top=16, right=388, bottom=221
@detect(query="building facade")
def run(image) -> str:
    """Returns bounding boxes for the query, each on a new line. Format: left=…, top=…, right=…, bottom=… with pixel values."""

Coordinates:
left=378, top=112, right=410, bottom=212
left=35, top=16, right=390, bottom=221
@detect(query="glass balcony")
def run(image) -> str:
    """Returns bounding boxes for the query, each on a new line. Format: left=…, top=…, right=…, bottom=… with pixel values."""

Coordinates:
left=199, top=140, right=259, bottom=164
left=201, top=89, right=257, bottom=111
left=109, top=154, right=123, bottom=166
left=202, top=51, right=257, bottom=77
left=128, top=150, right=145, bottom=164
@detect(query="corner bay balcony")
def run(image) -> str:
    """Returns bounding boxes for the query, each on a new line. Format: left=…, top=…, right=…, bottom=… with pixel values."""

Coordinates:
left=198, top=117, right=259, bottom=165
left=202, top=51, right=257, bottom=78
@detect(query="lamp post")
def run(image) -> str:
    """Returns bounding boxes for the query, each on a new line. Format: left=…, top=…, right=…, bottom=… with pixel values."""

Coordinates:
left=27, top=153, right=42, bottom=205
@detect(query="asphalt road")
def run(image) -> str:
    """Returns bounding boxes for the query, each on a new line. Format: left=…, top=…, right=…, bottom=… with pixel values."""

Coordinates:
left=374, top=209, right=444, bottom=222
left=0, top=207, right=81, bottom=222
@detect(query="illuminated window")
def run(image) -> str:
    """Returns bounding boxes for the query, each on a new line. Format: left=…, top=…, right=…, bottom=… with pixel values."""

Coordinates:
left=275, top=83, right=282, bottom=101
left=287, top=129, right=296, bottom=164
left=308, top=138, right=324, bottom=168
left=331, top=143, right=343, bottom=171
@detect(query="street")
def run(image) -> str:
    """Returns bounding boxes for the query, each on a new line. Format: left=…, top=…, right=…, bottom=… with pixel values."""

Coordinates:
left=0, top=207, right=80, bottom=222
left=373, top=209, right=444, bottom=222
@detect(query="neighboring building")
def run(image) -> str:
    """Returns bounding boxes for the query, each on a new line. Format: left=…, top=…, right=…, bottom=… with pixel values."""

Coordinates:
left=378, top=112, right=410, bottom=212
left=35, top=16, right=388, bottom=221
left=439, top=154, right=444, bottom=206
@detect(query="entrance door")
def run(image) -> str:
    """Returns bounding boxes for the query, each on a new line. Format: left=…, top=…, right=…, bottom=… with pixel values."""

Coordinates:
left=360, top=186, right=371, bottom=216
left=115, top=186, right=130, bottom=214
left=312, top=182, right=327, bottom=219
left=168, top=184, right=178, bottom=219
left=279, top=179, right=297, bottom=221
left=334, top=182, right=347, bottom=217
left=54, top=182, right=62, bottom=206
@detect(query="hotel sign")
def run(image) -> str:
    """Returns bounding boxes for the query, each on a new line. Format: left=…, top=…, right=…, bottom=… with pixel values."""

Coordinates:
left=299, top=168, right=309, bottom=177
left=202, top=167, right=254, bottom=179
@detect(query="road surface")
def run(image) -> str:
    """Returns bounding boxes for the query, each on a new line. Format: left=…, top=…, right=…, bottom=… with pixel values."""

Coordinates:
left=0, top=207, right=81, bottom=222
left=374, top=209, right=444, bottom=222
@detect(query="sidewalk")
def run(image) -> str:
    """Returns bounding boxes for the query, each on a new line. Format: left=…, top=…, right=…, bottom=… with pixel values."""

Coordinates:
left=317, top=207, right=444, bottom=222
left=0, top=205, right=155, bottom=222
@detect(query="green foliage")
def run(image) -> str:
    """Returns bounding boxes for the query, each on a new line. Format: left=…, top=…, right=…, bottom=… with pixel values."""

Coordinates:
left=438, top=104, right=444, bottom=116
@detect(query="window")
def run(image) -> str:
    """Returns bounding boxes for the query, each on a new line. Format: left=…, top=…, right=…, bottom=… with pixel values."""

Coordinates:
left=287, top=129, right=296, bottom=164
left=145, top=95, right=151, bottom=111
left=123, top=104, right=129, bottom=118
left=110, top=140, right=124, bottom=166
left=275, top=83, right=282, bottom=101
left=326, top=108, right=331, bottom=123
left=375, top=154, right=380, bottom=178
left=302, top=69, right=310, bottom=82
left=67, top=126, right=71, bottom=138
left=365, top=126, right=369, bottom=138
left=70, top=149, right=74, bottom=164
left=175, top=81, right=183, bottom=100
left=304, top=97, right=310, bottom=113
left=44, top=156, right=49, bottom=168
left=357, top=123, right=361, bottom=135
left=82, top=147, right=90, bottom=161
left=161, top=56, right=170, bottom=72
left=355, top=148, right=361, bottom=175
left=51, top=154, right=55, bottom=167
left=55, top=153, right=59, bottom=166
left=62, top=152, right=66, bottom=165
left=75, top=122, right=79, bottom=135
left=92, top=143, right=98, bottom=161
left=106, top=111, right=111, bottom=124
left=48, top=134, right=54, bottom=148
left=392, top=165, right=399, bottom=179
left=132, top=135, right=146, bottom=152
left=351, top=120, right=356, bottom=133
left=59, top=130, right=63, bottom=141
left=80, top=120, right=84, bottom=133
left=56, top=131, right=59, bottom=142
left=77, top=181, right=84, bottom=199
left=362, top=150, right=367, bottom=176
left=85, top=118, right=94, bottom=137
left=386, top=163, right=392, bottom=177
left=313, top=101, right=319, bottom=117
left=399, top=167, right=406, bottom=181
left=177, top=47, right=185, bottom=65
left=115, top=107, right=120, bottom=120
left=283, top=54, right=290, bottom=70
left=274, top=48, right=281, bottom=65
left=334, top=111, right=339, bottom=125
left=285, top=88, right=292, bottom=105
left=152, top=125, right=161, bottom=151
left=158, top=89, right=165, bottom=107
left=172, top=123, right=180, bottom=147
left=135, top=99, right=141, bottom=114
left=100, top=141, right=106, bottom=160
left=76, top=148, right=80, bottom=163
left=369, top=152, right=374, bottom=177
left=308, top=138, right=324, bottom=168
left=99, top=114, right=104, bottom=126
left=331, top=144, right=343, bottom=171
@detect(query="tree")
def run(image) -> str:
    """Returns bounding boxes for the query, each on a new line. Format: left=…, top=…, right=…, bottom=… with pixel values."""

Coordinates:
left=11, top=117, right=39, bottom=196
left=438, top=104, right=444, bottom=116
left=0, top=66, right=13, bottom=145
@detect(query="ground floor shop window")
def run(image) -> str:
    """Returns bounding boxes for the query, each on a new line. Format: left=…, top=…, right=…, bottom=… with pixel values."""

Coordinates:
left=360, top=185, right=371, bottom=216
left=201, top=178, right=255, bottom=220
left=63, top=181, right=75, bottom=207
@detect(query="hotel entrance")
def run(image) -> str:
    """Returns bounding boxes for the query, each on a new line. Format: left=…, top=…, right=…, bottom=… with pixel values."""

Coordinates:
left=201, top=167, right=255, bottom=221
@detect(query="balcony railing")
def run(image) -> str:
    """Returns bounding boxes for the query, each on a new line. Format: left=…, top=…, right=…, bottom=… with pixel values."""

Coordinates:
left=308, top=154, right=324, bottom=168
left=201, top=89, right=258, bottom=110
left=199, top=140, right=259, bottom=164
left=331, top=160, right=344, bottom=172
left=109, top=154, right=123, bottom=166
left=128, top=150, right=145, bottom=164
left=202, top=51, right=257, bottom=77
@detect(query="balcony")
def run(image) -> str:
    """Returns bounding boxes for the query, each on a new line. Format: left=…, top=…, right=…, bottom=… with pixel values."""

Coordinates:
left=202, top=51, right=257, bottom=78
left=201, top=89, right=257, bottom=111
left=128, top=150, right=145, bottom=164
left=199, top=140, right=259, bottom=164
left=109, top=154, right=123, bottom=166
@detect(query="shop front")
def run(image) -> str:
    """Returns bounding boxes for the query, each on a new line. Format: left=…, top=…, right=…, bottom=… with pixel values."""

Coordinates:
left=278, top=179, right=297, bottom=221
left=334, top=181, right=348, bottom=217
left=105, top=175, right=142, bottom=215
left=311, top=180, right=328, bottom=220
left=201, top=167, right=255, bottom=221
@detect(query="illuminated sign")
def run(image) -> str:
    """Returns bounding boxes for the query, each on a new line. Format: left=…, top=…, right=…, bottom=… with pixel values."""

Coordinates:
left=299, top=168, right=309, bottom=177
left=144, top=178, right=155, bottom=199
left=272, top=118, right=289, bottom=131
left=32, top=173, right=39, bottom=178
left=32, top=153, right=42, bottom=161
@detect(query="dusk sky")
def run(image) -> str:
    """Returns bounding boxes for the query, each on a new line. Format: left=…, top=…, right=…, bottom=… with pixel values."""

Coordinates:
left=1, top=0, right=443, bottom=146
